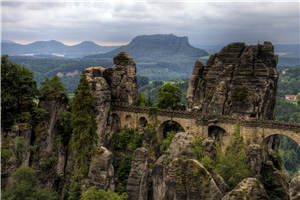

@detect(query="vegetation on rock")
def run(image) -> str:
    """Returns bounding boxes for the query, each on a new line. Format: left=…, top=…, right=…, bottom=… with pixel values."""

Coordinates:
left=81, top=186, right=126, bottom=200
left=215, top=123, right=251, bottom=189
left=2, top=166, right=58, bottom=200
left=71, top=74, right=97, bottom=177
left=39, top=74, right=67, bottom=99
left=1, top=55, right=39, bottom=131
left=111, top=128, right=143, bottom=194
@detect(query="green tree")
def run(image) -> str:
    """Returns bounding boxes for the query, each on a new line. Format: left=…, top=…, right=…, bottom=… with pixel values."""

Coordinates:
left=68, top=179, right=81, bottom=200
left=1, top=55, right=39, bottom=130
left=215, top=122, right=251, bottom=189
left=71, top=74, right=97, bottom=177
left=3, top=166, right=57, bottom=200
left=81, top=187, right=126, bottom=200
left=137, top=92, right=152, bottom=107
left=157, top=83, right=183, bottom=110
left=40, top=75, right=66, bottom=99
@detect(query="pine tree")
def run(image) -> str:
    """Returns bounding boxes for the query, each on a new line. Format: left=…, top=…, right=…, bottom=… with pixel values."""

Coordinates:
left=71, top=74, right=97, bottom=177
left=1, top=55, right=39, bottom=130
left=68, top=179, right=81, bottom=200
left=40, top=75, right=66, bottom=99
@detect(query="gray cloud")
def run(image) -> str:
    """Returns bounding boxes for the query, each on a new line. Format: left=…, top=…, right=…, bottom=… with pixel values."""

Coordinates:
left=2, top=1, right=299, bottom=45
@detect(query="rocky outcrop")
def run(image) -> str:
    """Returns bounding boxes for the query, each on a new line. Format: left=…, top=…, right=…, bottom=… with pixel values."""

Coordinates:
left=201, top=138, right=217, bottom=160
left=84, top=67, right=112, bottom=146
left=247, top=144, right=263, bottom=176
left=1, top=124, right=32, bottom=189
left=82, top=146, right=115, bottom=192
left=222, top=178, right=269, bottom=200
left=127, top=147, right=149, bottom=200
left=261, top=160, right=290, bottom=200
left=152, top=132, right=224, bottom=200
left=289, top=171, right=300, bottom=200
left=187, top=42, right=278, bottom=120
left=84, top=51, right=138, bottom=146
left=32, top=95, right=69, bottom=190
left=166, top=158, right=223, bottom=200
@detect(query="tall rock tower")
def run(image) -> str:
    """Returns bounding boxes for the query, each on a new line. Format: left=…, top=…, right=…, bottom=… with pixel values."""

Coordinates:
left=84, top=51, right=138, bottom=145
left=187, top=42, right=278, bottom=120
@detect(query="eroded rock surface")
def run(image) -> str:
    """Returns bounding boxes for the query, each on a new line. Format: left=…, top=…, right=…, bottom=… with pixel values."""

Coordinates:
left=187, top=42, right=278, bottom=120
left=289, top=171, right=300, bottom=200
left=152, top=132, right=224, bottom=200
left=84, top=51, right=138, bottom=146
left=127, top=147, right=149, bottom=200
left=82, top=146, right=115, bottom=192
left=222, top=178, right=269, bottom=200
left=247, top=144, right=263, bottom=176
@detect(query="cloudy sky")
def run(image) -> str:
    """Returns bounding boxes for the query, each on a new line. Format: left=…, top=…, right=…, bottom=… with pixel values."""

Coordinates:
left=2, top=0, right=300, bottom=46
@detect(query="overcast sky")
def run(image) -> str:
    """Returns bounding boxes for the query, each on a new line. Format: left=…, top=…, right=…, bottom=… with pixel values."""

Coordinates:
left=1, top=0, right=300, bottom=46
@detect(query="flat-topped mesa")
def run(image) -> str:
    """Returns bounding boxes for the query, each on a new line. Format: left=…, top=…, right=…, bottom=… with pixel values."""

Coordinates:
left=187, top=41, right=279, bottom=120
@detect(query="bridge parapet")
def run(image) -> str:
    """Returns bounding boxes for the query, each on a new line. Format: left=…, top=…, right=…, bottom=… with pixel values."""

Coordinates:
left=111, top=103, right=300, bottom=133
left=111, top=103, right=199, bottom=119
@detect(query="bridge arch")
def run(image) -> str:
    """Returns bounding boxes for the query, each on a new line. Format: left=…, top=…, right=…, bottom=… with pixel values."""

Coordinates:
left=125, top=114, right=134, bottom=128
left=208, top=125, right=229, bottom=145
left=138, top=117, right=148, bottom=128
left=262, top=128, right=300, bottom=148
left=158, top=120, right=185, bottom=143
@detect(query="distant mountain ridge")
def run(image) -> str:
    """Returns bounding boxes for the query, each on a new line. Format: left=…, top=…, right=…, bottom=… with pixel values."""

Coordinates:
left=1, top=40, right=119, bottom=58
left=86, top=34, right=208, bottom=61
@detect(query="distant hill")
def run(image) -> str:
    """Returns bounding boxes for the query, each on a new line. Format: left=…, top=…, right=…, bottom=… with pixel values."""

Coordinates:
left=86, top=34, right=208, bottom=61
left=1, top=40, right=119, bottom=58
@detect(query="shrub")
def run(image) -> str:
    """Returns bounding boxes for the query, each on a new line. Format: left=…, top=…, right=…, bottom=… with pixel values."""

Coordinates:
left=3, top=166, right=57, bottom=200
left=160, top=131, right=176, bottom=153
left=193, top=137, right=203, bottom=160
left=68, top=179, right=81, bottom=200
left=15, top=137, right=26, bottom=166
left=111, top=128, right=143, bottom=194
left=215, top=122, right=251, bottom=189
left=1, top=149, right=12, bottom=159
left=40, top=156, right=57, bottom=171
left=81, top=186, right=126, bottom=200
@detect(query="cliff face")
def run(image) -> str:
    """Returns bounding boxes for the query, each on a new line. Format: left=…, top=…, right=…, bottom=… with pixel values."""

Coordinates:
left=187, top=42, right=278, bottom=120
left=84, top=51, right=138, bottom=146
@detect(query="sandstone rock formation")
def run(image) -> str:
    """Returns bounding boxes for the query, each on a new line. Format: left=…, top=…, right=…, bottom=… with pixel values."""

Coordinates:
left=247, top=144, right=263, bottom=176
left=84, top=51, right=138, bottom=146
left=289, top=171, right=300, bottom=200
left=127, top=147, right=149, bottom=200
left=187, top=42, right=278, bottom=120
left=82, top=146, right=115, bottom=192
left=1, top=124, right=32, bottom=189
left=166, top=158, right=223, bottom=200
left=152, top=132, right=225, bottom=200
left=222, top=178, right=269, bottom=200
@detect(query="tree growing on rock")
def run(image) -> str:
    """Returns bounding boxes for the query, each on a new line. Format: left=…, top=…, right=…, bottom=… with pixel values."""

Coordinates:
left=39, top=75, right=67, bottom=99
left=2, top=166, right=57, bottom=200
left=1, top=55, right=39, bottom=130
left=71, top=74, right=97, bottom=177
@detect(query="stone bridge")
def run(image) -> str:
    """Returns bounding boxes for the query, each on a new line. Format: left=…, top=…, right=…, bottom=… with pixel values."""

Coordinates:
left=111, top=104, right=300, bottom=147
